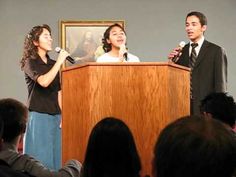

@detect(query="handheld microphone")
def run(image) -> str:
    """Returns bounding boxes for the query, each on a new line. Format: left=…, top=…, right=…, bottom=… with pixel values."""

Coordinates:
left=120, top=44, right=128, bottom=61
left=123, top=52, right=128, bottom=61
left=55, top=47, right=75, bottom=64
left=172, top=41, right=186, bottom=63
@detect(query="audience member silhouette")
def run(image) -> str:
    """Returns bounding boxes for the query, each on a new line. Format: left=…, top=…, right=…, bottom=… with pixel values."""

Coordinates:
left=0, top=98, right=81, bottom=177
left=0, top=109, right=33, bottom=177
left=153, top=115, right=236, bottom=177
left=80, top=117, right=141, bottom=177
left=200, top=92, right=236, bottom=132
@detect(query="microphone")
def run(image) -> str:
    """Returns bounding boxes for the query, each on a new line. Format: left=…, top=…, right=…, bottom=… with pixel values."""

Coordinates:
left=120, top=44, right=128, bottom=61
left=55, top=47, right=75, bottom=64
left=172, top=41, right=186, bottom=63
left=124, top=52, right=128, bottom=61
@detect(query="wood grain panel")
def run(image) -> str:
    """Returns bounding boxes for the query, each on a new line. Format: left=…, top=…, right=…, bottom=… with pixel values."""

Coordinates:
left=62, top=62, right=190, bottom=176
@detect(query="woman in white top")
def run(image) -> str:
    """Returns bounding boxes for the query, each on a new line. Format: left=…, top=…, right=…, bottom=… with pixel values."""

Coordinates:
left=96, top=23, right=140, bottom=62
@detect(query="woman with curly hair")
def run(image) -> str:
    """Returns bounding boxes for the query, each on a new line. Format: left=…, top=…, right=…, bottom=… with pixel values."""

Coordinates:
left=20, top=24, right=69, bottom=170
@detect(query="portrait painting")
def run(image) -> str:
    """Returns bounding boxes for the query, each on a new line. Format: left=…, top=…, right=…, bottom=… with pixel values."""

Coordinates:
left=60, top=20, right=125, bottom=67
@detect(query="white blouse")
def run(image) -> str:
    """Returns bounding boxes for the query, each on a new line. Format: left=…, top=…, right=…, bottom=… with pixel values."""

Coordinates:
left=96, top=53, right=140, bottom=62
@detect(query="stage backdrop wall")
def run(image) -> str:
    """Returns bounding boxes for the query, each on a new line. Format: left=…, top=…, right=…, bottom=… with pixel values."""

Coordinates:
left=0, top=0, right=235, bottom=103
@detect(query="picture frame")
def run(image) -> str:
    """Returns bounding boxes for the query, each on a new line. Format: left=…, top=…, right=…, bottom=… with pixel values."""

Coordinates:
left=60, top=20, right=125, bottom=67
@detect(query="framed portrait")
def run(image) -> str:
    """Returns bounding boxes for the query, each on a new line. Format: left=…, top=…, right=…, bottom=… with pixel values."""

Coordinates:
left=60, top=20, right=125, bottom=67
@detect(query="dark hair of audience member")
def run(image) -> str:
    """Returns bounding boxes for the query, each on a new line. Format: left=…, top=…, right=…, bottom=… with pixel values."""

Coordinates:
left=153, top=115, right=236, bottom=177
left=80, top=117, right=141, bottom=177
left=200, top=92, right=236, bottom=128
left=0, top=98, right=27, bottom=143
left=0, top=117, right=3, bottom=151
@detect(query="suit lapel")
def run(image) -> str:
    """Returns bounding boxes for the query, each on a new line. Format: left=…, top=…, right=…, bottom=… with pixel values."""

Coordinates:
left=193, top=40, right=210, bottom=69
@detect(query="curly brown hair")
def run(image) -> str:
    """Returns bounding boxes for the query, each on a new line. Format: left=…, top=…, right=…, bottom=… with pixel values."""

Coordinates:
left=20, top=24, right=51, bottom=69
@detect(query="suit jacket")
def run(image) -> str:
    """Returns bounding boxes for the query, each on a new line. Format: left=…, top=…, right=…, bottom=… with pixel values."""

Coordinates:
left=176, top=40, right=227, bottom=114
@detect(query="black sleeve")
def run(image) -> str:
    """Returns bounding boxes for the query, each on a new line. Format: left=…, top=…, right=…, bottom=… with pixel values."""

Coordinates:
left=23, top=59, right=41, bottom=82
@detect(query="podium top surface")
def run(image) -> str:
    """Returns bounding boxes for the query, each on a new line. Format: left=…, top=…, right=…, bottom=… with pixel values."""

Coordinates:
left=62, top=62, right=190, bottom=73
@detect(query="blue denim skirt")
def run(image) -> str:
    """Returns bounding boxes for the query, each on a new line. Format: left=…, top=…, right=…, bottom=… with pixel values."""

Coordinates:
left=23, top=111, right=61, bottom=170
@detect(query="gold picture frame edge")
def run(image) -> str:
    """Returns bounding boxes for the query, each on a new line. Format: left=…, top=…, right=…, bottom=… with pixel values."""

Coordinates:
left=59, top=20, right=125, bottom=68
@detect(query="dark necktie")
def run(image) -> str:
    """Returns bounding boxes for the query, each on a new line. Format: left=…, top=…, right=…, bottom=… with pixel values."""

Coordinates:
left=190, top=43, right=198, bottom=100
left=190, top=43, right=198, bottom=68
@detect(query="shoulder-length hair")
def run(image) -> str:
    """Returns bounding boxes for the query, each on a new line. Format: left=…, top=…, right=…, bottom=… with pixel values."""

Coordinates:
left=20, top=24, right=51, bottom=69
left=81, top=117, right=141, bottom=177
left=102, top=23, right=126, bottom=53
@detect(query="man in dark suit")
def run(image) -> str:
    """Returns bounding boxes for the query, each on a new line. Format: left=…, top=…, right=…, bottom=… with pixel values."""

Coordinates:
left=168, top=11, right=227, bottom=115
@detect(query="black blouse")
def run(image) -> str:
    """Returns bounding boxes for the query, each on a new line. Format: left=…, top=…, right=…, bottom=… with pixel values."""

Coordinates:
left=23, top=55, right=61, bottom=114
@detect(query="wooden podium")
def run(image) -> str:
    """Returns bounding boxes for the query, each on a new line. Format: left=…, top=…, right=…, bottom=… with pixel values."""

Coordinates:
left=61, top=62, right=190, bottom=176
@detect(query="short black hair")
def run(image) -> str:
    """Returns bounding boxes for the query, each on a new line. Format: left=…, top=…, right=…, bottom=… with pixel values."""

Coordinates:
left=186, top=11, right=207, bottom=26
left=200, top=92, right=236, bottom=128
left=153, top=115, right=236, bottom=177
left=0, top=98, right=28, bottom=142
